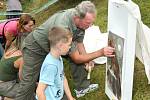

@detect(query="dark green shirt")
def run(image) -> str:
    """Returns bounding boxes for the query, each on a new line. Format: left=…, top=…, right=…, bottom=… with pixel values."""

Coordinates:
left=31, top=8, right=85, bottom=53
left=0, top=56, right=21, bottom=81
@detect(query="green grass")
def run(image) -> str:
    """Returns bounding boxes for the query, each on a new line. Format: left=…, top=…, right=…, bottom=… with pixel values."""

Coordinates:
left=64, top=0, right=150, bottom=100
left=1, top=0, right=150, bottom=99
left=0, top=1, right=6, bottom=20
left=25, top=0, right=150, bottom=99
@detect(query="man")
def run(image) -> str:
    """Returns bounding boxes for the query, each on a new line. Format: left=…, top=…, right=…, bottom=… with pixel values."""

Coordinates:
left=0, top=1, right=114, bottom=100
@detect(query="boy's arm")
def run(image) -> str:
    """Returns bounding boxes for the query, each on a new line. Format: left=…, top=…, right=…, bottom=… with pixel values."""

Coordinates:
left=64, top=76, right=75, bottom=100
left=36, top=82, right=47, bottom=100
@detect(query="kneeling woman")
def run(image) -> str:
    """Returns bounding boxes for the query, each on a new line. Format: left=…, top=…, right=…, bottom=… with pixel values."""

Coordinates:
left=0, top=43, right=23, bottom=81
left=0, top=17, right=35, bottom=82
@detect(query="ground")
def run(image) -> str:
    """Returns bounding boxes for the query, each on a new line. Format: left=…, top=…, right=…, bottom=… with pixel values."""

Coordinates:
left=0, top=0, right=150, bottom=100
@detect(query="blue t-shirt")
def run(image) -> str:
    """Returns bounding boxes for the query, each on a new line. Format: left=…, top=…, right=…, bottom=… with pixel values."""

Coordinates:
left=37, top=53, right=64, bottom=100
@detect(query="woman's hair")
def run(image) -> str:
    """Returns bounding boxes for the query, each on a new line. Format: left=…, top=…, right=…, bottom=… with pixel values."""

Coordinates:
left=12, top=14, right=35, bottom=50
left=18, top=14, right=35, bottom=32
left=48, top=26, right=72, bottom=47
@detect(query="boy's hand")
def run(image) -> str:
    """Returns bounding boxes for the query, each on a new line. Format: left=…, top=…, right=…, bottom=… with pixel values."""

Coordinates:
left=68, top=97, right=76, bottom=100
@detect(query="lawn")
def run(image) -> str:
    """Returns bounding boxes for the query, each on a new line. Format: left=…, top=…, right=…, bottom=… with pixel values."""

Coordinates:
left=0, top=0, right=150, bottom=100
left=34, top=0, right=150, bottom=99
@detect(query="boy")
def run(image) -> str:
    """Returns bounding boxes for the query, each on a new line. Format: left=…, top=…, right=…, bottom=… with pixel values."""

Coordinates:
left=36, top=27, right=75, bottom=100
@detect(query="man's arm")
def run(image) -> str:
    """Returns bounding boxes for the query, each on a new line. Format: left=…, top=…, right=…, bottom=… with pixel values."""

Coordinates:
left=64, top=76, right=75, bottom=100
left=77, top=43, right=86, bottom=54
left=69, top=46, right=114, bottom=64
left=36, top=82, right=47, bottom=100
left=77, top=42, right=95, bottom=69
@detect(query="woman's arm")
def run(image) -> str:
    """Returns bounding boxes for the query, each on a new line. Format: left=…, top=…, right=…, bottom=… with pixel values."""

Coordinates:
left=36, top=82, right=47, bottom=100
left=14, top=57, right=23, bottom=80
left=5, top=31, right=15, bottom=51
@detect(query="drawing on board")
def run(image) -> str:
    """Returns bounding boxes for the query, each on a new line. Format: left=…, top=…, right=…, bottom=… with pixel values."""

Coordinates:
left=106, top=31, right=124, bottom=100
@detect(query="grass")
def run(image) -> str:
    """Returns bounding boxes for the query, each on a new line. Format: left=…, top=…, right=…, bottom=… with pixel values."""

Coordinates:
left=53, top=0, right=150, bottom=100
left=1, top=0, right=150, bottom=99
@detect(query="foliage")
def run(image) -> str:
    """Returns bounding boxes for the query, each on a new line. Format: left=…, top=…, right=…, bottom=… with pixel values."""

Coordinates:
left=25, top=0, right=150, bottom=99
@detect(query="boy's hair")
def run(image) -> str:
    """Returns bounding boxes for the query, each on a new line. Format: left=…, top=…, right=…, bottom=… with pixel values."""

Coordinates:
left=48, top=26, right=72, bottom=47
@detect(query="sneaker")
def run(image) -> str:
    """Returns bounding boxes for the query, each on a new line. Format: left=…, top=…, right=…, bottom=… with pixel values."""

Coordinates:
left=0, top=96, right=4, bottom=100
left=74, top=89, right=86, bottom=98
left=74, top=84, right=99, bottom=98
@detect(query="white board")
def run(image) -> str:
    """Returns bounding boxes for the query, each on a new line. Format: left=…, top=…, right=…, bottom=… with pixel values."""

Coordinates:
left=105, top=0, right=138, bottom=100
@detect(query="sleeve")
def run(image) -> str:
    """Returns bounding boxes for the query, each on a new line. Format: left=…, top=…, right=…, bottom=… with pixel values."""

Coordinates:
left=5, top=21, right=17, bottom=36
left=68, top=41, right=77, bottom=54
left=68, top=30, right=85, bottom=54
left=76, top=31, right=85, bottom=43
left=72, top=29, right=85, bottom=43
left=39, top=64, right=57, bottom=86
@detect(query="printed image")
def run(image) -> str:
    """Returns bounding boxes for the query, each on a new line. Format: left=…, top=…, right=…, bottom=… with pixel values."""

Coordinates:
left=106, top=31, right=124, bottom=100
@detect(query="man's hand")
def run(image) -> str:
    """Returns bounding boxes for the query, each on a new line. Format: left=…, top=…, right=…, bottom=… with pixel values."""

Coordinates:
left=85, top=61, right=95, bottom=71
left=85, top=61, right=94, bottom=79
left=103, top=46, right=115, bottom=57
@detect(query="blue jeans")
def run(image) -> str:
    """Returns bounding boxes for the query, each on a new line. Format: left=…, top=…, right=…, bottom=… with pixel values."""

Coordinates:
left=0, top=43, right=4, bottom=59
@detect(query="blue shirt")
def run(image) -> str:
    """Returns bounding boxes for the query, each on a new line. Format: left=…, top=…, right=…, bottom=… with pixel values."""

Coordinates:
left=38, top=53, right=64, bottom=100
